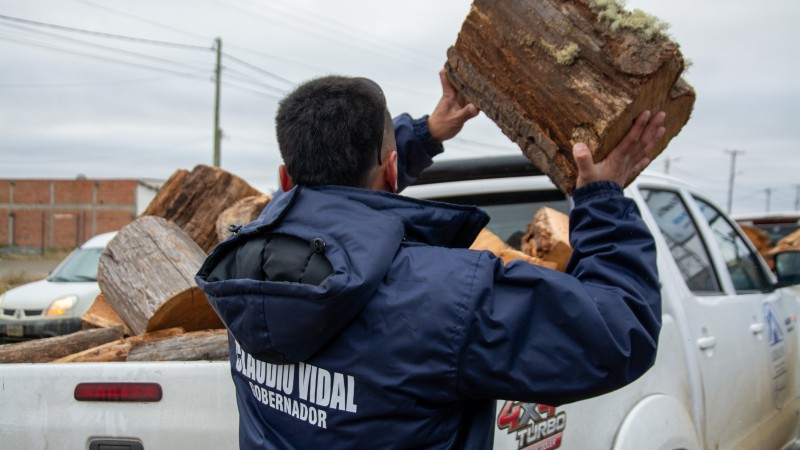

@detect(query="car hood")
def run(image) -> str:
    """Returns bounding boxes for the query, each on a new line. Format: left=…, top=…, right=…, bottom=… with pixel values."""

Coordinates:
left=2, top=279, right=100, bottom=310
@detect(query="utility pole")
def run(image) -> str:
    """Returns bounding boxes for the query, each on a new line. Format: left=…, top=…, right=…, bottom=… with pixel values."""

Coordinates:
left=765, top=188, right=773, bottom=213
left=724, top=149, right=744, bottom=214
left=663, top=156, right=680, bottom=175
left=795, top=185, right=800, bottom=211
left=213, top=37, right=222, bottom=167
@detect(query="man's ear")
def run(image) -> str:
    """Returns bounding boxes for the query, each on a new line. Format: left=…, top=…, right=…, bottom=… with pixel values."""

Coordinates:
left=385, top=150, right=398, bottom=193
left=279, top=164, right=294, bottom=192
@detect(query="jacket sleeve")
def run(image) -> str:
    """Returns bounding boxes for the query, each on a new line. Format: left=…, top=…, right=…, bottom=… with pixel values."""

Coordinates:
left=393, top=113, right=443, bottom=192
left=456, top=182, right=661, bottom=406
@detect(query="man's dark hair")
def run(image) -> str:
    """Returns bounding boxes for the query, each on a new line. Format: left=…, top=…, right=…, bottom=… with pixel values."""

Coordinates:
left=276, top=76, right=387, bottom=188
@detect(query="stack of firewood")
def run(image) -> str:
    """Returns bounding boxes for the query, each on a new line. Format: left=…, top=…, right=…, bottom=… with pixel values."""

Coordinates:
left=741, top=225, right=800, bottom=270
left=0, top=165, right=269, bottom=364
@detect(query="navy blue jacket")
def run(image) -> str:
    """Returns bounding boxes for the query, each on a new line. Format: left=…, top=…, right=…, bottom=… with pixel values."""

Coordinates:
left=196, top=115, right=661, bottom=449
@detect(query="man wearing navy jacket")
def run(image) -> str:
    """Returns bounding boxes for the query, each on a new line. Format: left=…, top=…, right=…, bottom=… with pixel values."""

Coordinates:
left=197, top=70, right=666, bottom=449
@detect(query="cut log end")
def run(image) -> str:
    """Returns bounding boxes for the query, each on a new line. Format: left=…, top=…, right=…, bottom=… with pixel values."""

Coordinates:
left=146, top=287, right=223, bottom=333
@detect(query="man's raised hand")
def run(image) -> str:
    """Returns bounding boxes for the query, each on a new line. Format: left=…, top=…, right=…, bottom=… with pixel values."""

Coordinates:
left=573, top=110, right=667, bottom=190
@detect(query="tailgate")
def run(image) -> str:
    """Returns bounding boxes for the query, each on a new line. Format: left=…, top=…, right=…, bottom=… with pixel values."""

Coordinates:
left=0, top=361, right=238, bottom=449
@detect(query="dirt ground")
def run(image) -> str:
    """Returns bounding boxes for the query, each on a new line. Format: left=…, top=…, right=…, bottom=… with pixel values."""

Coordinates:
left=0, top=253, right=68, bottom=278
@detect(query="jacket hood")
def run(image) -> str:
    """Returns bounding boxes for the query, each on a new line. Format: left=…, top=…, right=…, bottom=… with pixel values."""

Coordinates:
left=197, top=186, right=488, bottom=363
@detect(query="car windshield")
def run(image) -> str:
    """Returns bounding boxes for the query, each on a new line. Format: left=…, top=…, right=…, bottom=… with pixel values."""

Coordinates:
left=47, top=247, right=104, bottom=282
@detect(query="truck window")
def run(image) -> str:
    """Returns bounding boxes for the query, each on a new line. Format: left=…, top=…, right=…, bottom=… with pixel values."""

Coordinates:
left=640, top=188, right=722, bottom=294
left=692, top=197, right=772, bottom=293
left=429, top=191, right=568, bottom=249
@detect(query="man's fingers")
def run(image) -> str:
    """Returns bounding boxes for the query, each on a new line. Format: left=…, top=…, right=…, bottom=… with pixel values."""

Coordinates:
left=439, top=69, right=457, bottom=98
left=618, top=110, right=652, bottom=150
left=459, top=104, right=480, bottom=121
left=631, top=157, right=652, bottom=177
left=640, top=112, right=667, bottom=147
left=573, top=143, right=594, bottom=172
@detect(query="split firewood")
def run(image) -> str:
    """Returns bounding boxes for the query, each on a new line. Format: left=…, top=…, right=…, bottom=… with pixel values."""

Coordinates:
left=768, top=229, right=800, bottom=256
left=215, top=194, right=272, bottom=243
left=740, top=225, right=774, bottom=269
left=471, top=228, right=558, bottom=269
left=81, top=293, right=133, bottom=336
left=127, top=329, right=229, bottom=362
left=522, top=207, right=573, bottom=272
left=0, top=326, right=124, bottom=364
left=52, top=327, right=185, bottom=363
left=98, top=216, right=223, bottom=336
left=445, top=0, right=695, bottom=193
left=142, top=165, right=262, bottom=253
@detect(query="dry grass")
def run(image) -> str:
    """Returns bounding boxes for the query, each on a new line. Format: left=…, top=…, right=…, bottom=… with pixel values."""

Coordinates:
left=0, top=271, right=46, bottom=294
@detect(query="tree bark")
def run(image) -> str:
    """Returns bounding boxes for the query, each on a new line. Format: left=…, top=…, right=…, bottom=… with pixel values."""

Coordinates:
left=445, top=0, right=695, bottom=193
left=127, top=329, right=229, bottom=361
left=52, top=327, right=185, bottom=363
left=0, top=326, right=124, bottom=363
left=98, top=216, right=223, bottom=336
left=142, top=165, right=262, bottom=253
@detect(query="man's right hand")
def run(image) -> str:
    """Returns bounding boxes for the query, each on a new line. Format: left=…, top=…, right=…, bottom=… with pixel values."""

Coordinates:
left=427, top=69, right=480, bottom=143
left=573, top=110, right=667, bottom=190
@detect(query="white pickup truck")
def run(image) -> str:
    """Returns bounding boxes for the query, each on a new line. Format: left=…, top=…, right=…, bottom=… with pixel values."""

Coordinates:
left=2, top=155, right=799, bottom=450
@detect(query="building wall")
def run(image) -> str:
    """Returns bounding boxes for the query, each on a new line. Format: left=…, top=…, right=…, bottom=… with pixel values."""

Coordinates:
left=0, top=179, right=149, bottom=251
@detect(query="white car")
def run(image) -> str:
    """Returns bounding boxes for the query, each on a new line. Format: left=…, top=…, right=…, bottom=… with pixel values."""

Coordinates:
left=0, top=231, right=117, bottom=343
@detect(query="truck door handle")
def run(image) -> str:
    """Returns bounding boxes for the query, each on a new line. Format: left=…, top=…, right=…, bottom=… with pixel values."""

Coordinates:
left=697, top=336, right=717, bottom=350
left=750, top=323, right=765, bottom=335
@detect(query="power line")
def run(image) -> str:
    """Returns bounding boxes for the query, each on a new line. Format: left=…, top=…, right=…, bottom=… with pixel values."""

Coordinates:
left=222, top=53, right=295, bottom=87
left=0, top=14, right=212, bottom=50
left=0, top=36, right=211, bottom=81
left=220, top=68, right=289, bottom=95
left=3, top=21, right=212, bottom=73
left=202, top=0, right=431, bottom=70
left=0, top=76, right=176, bottom=88
left=6, top=20, right=292, bottom=95
left=222, top=80, right=283, bottom=101
left=252, top=0, right=441, bottom=67
left=68, top=0, right=212, bottom=42
left=70, top=0, right=328, bottom=76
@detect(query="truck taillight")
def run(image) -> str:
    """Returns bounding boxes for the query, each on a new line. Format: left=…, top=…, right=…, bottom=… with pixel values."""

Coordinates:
left=74, top=382, right=162, bottom=402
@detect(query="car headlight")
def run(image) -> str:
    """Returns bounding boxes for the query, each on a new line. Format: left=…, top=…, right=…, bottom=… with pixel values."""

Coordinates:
left=46, top=294, right=79, bottom=316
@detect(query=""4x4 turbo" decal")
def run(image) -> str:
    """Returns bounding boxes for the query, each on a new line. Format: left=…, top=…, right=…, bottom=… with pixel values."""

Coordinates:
left=497, top=401, right=566, bottom=450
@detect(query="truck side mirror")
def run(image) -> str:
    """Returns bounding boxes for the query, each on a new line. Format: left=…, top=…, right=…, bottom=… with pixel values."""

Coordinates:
left=774, top=250, right=800, bottom=287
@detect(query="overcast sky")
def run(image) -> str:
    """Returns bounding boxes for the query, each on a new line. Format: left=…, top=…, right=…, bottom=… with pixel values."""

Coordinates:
left=1, top=0, right=798, bottom=215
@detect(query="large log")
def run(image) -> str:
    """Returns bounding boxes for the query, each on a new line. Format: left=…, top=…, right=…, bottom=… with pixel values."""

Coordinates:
left=127, top=329, right=229, bottom=361
left=215, top=194, right=272, bottom=243
left=0, top=326, right=124, bottom=363
left=445, top=0, right=695, bottom=193
left=522, top=207, right=573, bottom=272
left=52, top=327, right=185, bottom=363
left=143, top=165, right=262, bottom=253
left=98, top=216, right=223, bottom=335
left=471, top=228, right=558, bottom=269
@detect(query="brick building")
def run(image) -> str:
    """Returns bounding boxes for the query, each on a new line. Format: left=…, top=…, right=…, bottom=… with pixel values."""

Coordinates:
left=0, top=178, right=163, bottom=253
